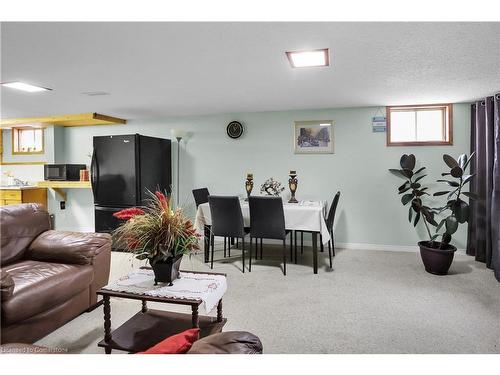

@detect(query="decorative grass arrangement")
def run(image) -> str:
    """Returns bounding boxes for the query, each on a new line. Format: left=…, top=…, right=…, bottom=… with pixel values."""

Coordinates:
left=113, top=191, right=200, bottom=265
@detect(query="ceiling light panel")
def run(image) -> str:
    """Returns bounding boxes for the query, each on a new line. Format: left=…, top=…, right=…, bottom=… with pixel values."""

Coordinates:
left=286, top=49, right=330, bottom=68
left=1, top=81, right=51, bottom=92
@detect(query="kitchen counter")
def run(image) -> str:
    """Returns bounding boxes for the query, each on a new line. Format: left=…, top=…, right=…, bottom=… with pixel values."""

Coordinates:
left=0, top=185, right=41, bottom=190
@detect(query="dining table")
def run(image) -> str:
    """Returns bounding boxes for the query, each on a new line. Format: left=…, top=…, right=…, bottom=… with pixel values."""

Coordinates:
left=194, top=198, right=330, bottom=274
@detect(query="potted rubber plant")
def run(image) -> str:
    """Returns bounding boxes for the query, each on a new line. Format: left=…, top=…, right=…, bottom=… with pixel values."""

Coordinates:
left=389, top=153, right=475, bottom=275
left=113, top=190, right=200, bottom=285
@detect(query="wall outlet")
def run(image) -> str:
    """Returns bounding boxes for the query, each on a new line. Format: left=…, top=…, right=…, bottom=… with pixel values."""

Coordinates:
left=60, top=201, right=66, bottom=210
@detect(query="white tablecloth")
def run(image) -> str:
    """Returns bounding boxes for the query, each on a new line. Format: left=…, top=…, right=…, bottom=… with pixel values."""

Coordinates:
left=102, top=269, right=227, bottom=314
left=195, top=199, right=331, bottom=244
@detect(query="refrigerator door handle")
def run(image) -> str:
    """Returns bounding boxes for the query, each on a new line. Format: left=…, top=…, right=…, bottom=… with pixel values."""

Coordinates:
left=95, top=206, right=121, bottom=212
left=90, top=148, right=98, bottom=200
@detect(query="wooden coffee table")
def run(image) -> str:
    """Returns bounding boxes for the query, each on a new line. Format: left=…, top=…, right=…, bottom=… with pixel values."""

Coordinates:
left=96, top=270, right=227, bottom=354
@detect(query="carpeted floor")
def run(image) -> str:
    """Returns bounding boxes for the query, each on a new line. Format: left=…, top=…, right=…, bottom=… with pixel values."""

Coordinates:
left=35, top=245, right=500, bottom=354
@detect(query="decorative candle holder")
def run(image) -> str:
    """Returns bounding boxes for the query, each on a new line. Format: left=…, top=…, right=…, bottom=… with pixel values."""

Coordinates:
left=245, top=174, right=254, bottom=201
left=288, top=170, right=298, bottom=203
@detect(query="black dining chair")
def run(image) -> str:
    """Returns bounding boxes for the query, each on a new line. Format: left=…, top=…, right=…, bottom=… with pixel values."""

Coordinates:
left=193, top=188, right=211, bottom=262
left=193, top=187, right=238, bottom=258
left=192, top=187, right=210, bottom=208
left=295, top=192, right=340, bottom=269
left=248, top=196, right=293, bottom=275
left=208, top=196, right=249, bottom=273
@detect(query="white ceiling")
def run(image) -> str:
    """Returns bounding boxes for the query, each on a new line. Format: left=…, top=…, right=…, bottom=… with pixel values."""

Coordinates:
left=1, top=22, right=499, bottom=120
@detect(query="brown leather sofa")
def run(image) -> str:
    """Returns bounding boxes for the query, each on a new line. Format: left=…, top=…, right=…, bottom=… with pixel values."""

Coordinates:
left=1, top=203, right=111, bottom=344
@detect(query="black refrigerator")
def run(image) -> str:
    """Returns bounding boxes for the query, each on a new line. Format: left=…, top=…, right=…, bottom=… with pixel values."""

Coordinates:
left=91, top=134, right=172, bottom=233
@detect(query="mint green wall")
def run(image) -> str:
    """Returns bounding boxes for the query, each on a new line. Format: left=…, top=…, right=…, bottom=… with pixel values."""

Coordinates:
left=55, top=104, right=471, bottom=249
left=53, top=126, right=65, bottom=163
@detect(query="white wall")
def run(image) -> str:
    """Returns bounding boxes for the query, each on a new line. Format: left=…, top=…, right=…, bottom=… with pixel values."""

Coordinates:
left=52, top=104, right=470, bottom=249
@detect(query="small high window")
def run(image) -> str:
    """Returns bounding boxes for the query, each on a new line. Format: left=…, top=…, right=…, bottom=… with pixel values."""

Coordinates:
left=12, top=127, right=44, bottom=154
left=386, top=104, right=452, bottom=146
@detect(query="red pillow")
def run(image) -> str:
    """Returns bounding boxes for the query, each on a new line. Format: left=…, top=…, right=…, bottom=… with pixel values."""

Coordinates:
left=138, top=328, right=200, bottom=354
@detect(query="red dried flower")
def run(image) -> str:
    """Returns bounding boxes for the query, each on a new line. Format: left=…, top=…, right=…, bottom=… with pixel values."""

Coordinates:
left=113, top=207, right=145, bottom=221
left=155, top=191, right=169, bottom=209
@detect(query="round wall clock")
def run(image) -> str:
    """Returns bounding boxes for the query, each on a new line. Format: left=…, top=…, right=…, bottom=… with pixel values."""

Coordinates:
left=226, top=121, right=244, bottom=139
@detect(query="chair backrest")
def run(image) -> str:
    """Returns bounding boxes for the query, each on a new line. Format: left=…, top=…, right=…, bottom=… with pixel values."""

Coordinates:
left=208, top=196, right=245, bottom=238
left=248, top=196, right=286, bottom=240
left=326, top=191, right=341, bottom=230
left=192, top=188, right=210, bottom=208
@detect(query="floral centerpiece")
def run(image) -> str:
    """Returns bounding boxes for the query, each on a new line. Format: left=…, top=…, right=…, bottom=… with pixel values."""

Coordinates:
left=113, top=190, right=200, bottom=285
left=260, top=177, right=285, bottom=196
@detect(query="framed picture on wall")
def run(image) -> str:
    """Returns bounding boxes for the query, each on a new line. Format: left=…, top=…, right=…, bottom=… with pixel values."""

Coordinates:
left=294, top=120, right=334, bottom=154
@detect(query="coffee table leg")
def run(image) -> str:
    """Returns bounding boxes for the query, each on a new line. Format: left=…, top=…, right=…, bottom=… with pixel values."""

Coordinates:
left=141, top=300, right=148, bottom=313
left=217, top=299, right=223, bottom=322
left=103, top=295, right=112, bottom=354
left=312, top=232, right=318, bottom=274
left=191, top=305, right=199, bottom=328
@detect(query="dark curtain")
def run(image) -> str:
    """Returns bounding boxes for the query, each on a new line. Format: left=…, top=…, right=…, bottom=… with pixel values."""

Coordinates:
left=467, top=93, right=500, bottom=282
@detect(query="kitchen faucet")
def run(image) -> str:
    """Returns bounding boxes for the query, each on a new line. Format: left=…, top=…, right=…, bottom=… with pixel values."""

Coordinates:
left=13, top=178, right=29, bottom=186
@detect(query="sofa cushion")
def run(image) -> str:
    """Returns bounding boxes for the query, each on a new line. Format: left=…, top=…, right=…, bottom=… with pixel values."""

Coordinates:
left=28, top=230, right=112, bottom=265
left=1, top=260, right=93, bottom=324
left=0, top=204, right=50, bottom=266
left=187, top=331, right=263, bottom=354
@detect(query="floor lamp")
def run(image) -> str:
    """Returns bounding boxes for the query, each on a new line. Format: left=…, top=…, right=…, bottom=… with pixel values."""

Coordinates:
left=170, top=129, right=186, bottom=207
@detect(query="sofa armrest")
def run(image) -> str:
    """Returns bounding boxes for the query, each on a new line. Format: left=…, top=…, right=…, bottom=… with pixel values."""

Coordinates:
left=187, top=331, right=263, bottom=354
left=1, top=269, right=15, bottom=301
left=27, top=230, right=112, bottom=265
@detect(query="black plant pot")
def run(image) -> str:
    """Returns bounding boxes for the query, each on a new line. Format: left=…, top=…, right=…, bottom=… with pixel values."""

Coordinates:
left=418, top=241, right=457, bottom=276
left=150, top=254, right=183, bottom=286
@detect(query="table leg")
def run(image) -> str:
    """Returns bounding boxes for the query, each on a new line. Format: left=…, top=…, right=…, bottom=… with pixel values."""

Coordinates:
left=191, top=305, right=199, bottom=328
left=103, top=295, right=112, bottom=354
left=294, top=231, right=298, bottom=264
left=217, top=299, right=223, bottom=322
left=301, top=232, right=304, bottom=254
left=312, top=232, right=318, bottom=274
left=204, top=225, right=210, bottom=263
left=141, top=300, right=148, bottom=313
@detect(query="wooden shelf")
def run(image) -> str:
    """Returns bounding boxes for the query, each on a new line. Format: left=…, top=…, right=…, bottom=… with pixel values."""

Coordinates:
left=36, top=180, right=91, bottom=200
left=37, top=181, right=91, bottom=189
left=1, top=113, right=126, bottom=128
left=97, top=309, right=227, bottom=353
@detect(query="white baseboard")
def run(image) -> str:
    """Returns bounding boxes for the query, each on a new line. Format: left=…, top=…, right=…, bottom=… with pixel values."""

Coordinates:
left=207, top=237, right=466, bottom=254
left=336, top=242, right=418, bottom=252
left=336, top=242, right=466, bottom=254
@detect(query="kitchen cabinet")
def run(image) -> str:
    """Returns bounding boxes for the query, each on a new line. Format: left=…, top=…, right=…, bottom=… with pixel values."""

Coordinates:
left=0, top=187, right=47, bottom=207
